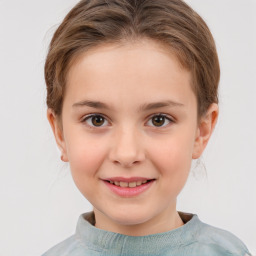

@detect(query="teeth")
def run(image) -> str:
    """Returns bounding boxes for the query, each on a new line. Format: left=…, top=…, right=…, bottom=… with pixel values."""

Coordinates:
left=128, top=182, right=136, bottom=188
left=109, top=180, right=149, bottom=187
left=120, top=182, right=128, bottom=187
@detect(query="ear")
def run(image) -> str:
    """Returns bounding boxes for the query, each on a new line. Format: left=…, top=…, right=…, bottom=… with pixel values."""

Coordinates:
left=47, top=109, right=68, bottom=162
left=192, top=103, right=219, bottom=159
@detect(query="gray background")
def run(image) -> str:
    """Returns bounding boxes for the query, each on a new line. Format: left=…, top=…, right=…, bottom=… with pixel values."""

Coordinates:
left=0, top=0, right=255, bottom=255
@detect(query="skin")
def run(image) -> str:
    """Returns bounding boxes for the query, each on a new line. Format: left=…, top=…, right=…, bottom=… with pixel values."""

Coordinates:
left=48, top=39, right=218, bottom=236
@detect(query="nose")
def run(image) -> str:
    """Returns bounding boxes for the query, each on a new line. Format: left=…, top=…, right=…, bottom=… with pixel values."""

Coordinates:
left=108, top=126, right=145, bottom=168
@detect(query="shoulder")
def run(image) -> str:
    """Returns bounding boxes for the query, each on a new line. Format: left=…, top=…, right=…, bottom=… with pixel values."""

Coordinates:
left=42, top=235, right=88, bottom=256
left=42, top=212, right=103, bottom=256
left=191, top=217, right=251, bottom=255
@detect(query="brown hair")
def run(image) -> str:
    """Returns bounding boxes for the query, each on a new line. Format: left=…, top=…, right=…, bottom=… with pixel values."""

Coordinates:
left=45, top=0, right=220, bottom=117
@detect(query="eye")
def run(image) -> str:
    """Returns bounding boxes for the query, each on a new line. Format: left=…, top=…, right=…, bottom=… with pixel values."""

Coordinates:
left=82, top=114, right=109, bottom=127
left=147, top=114, right=173, bottom=127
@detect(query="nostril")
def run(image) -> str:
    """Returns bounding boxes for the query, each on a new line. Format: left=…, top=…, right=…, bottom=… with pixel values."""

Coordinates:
left=113, top=160, right=138, bottom=168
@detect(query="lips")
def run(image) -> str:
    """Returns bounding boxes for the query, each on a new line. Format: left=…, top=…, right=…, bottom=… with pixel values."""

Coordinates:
left=102, top=177, right=155, bottom=197
left=107, top=180, right=151, bottom=188
left=109, top=180, right=148, bottom=188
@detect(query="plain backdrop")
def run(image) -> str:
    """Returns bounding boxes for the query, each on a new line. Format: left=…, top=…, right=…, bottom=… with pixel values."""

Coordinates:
left=0, top=0, right=255, bottom=255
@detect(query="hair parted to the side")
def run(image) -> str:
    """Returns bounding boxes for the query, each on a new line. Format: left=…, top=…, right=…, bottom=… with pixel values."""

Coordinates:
left=45, top=0, right=220, bottom=118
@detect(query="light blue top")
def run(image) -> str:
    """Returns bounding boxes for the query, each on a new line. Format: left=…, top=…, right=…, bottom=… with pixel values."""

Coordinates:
left=42, top=211, right=251, bottom=256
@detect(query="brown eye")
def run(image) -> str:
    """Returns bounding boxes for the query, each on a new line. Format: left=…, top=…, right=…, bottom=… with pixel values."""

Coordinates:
left=147, top=114, right=172, bottom=127
left=83, top=114, right=108, bottom=127
left=91, top=115, right=105, bottom=126
left=152, top=115, right=165, bottom=126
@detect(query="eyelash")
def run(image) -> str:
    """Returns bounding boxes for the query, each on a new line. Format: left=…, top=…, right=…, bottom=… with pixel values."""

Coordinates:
left=81, top=113, right=174, bottom=128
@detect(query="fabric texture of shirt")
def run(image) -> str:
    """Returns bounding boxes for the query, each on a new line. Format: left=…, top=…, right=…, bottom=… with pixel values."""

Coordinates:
left=42, top=211, right=251, bottom=256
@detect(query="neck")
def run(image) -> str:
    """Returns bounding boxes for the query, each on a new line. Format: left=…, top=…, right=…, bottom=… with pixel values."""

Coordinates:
left=94, top=205, right=184, bottom=236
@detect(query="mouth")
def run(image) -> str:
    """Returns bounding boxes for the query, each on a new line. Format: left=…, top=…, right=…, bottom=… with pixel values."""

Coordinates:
left=102, top=177, right=156, bottom=197
left=105, top=179, right=155, bottom=188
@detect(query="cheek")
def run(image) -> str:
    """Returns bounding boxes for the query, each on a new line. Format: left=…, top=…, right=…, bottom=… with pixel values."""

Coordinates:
left=148, top=131, right=195, bottom=184
left=150, top=142, right=192, bottom=197
left=65, top=132, right=108, bottom=179
left=67, top=137, right=108, bottom=200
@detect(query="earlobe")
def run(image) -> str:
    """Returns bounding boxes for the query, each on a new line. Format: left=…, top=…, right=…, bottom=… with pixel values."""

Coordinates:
left=47, top=109, right=69, bottom=162
left=192, top=103, right=219, bottom=159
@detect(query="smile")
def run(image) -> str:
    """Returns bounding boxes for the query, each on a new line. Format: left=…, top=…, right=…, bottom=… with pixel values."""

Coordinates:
left=107, top=180, right=152, bottom=188
left=103, top=177, right=156, bottom=197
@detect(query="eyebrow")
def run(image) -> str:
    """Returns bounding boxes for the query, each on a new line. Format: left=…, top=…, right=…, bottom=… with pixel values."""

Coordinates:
left=73, top=100, right=110, bottom=109
left=138, top=100, right=184, bottom=111
left=72, top=100, right=184, bottom=111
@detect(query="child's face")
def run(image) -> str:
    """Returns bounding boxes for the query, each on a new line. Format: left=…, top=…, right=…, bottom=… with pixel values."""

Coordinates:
left=49, top=39, right=216, bottom=235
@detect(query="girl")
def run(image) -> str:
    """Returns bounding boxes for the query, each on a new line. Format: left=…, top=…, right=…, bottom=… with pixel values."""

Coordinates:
left=43, top=0, right=252, bottom=255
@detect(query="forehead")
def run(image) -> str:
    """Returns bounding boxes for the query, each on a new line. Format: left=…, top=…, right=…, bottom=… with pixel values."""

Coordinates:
left=64, top=39, right=195, bottom=110
left=67, top=38, right=189, bottom=82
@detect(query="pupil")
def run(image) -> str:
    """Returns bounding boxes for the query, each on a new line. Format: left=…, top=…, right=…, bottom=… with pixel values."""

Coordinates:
left=92, top=116, right=104, bottom=126
left=153, top=116, right=165, bottom=126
